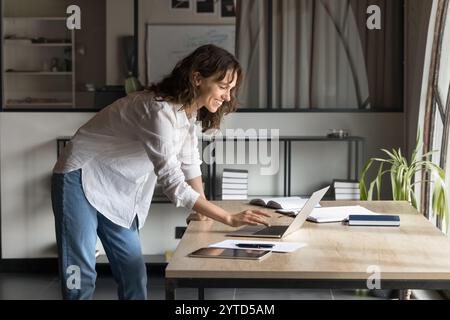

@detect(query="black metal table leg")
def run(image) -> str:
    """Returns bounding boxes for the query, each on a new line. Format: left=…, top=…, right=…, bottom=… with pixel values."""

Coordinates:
left=362, top=138, right=367, bottom=177
left=347, top=140, right=352, bottom=180
left=288, top=141, right=291, bottom=197
left=165, top=279, right=176, bottom=300
left=355, top=139, right=360, bottom=180
left=284, top=140, right=288, bottom=197
left=212, top=143, right=216, bottom=200
left=198, top=287, right=205, bottom=300
left=202, top=140, right=211, bottom=199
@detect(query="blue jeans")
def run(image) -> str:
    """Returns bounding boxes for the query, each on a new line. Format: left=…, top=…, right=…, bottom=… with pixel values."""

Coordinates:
left=51, top=169, right=147, bottom=300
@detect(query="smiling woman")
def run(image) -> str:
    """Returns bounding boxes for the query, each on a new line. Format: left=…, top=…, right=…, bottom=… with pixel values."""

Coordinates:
left=51, top=44, right=269, bottom=300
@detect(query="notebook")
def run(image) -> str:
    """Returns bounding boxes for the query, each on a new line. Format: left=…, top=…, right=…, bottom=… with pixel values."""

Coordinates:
left=277, top=205, right=378, bottom=222
left=249, top=196, right=320, bottom=210
left=348, top=214, right=400, bottom=227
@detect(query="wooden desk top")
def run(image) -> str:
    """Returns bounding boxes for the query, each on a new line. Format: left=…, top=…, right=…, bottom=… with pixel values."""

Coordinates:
left=166, top=201, right=450, bottom=281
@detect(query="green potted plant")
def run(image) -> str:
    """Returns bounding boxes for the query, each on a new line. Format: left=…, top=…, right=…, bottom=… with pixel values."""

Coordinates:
left=359, top=133, right=448, bottom=230
left=122, top=36, right=143, bottom=95
left=359, top=133, right=448, bottom=300
left=125, top=74, right=143, bottom=95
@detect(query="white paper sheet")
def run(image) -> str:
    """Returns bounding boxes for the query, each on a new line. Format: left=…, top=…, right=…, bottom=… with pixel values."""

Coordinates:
left=208, top=239, right=307, bottom=253
left=307, top=205, right=378, bottom=223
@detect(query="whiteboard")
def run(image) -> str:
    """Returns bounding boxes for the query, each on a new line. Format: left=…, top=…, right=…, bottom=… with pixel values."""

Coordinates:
left=146, top=24, right=235, bottom=85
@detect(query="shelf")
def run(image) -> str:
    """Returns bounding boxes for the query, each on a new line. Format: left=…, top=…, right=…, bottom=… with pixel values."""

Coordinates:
left=96, top=254, right=167, bottom=265
left=5, top=71, right=72, bottom=75
left=4, top=17, right=67, bottom=21
left=6, top=102, right=73, bottom=108
left=4, top=42, right=72, bottom=46
left=3, top=12, right=75, bottom=112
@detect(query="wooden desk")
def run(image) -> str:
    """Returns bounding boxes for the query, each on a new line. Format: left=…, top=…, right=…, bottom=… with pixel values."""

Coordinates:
left=165, top=201, right=450, bottom=299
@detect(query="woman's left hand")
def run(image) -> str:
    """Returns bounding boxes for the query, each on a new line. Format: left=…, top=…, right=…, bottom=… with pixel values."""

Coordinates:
left=186, top=212, right=210, bottom=224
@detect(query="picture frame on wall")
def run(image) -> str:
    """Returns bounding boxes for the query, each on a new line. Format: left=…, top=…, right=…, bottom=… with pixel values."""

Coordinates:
left=196, top=0, right=216, bottom=14
left=220, top=0, right=236, bottom=18
left=171, top=0, right=191, bottom=10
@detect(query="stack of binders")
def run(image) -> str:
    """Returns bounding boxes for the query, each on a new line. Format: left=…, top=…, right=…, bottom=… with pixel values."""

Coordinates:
left=333, top=179, right=360, bottom=200
left=221, top=169, right=248, bottom=200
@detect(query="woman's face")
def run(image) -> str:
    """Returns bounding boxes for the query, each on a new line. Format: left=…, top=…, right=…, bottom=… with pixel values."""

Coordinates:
left=195, top=69, right=237, bottom=113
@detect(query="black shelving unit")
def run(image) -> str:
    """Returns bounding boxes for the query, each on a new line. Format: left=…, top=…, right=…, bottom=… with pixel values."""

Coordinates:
left=202, top=135, right=366, bottom=200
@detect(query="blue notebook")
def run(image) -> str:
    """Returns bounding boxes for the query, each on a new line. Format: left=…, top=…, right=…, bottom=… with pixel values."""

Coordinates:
left=348, top=214, right=400, bottom=227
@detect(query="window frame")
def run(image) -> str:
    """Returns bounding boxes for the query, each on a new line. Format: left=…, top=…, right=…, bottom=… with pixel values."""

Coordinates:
left=421, top=0, right=450, bottom=227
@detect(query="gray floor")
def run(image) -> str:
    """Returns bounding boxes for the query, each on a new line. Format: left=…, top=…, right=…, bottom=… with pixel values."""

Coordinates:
left=1, top=272, right=439, bottom=300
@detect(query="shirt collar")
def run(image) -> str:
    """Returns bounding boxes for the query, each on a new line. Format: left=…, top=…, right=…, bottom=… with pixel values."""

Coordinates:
left=174, top=104, right=195, bottom=128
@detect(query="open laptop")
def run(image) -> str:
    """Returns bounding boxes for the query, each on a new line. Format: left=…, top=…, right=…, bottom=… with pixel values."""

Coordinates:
left=226, top=186, right=330, bottom=239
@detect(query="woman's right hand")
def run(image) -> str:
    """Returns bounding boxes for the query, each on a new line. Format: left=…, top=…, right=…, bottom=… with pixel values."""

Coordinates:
left=227, top=210, right=272, bottom=227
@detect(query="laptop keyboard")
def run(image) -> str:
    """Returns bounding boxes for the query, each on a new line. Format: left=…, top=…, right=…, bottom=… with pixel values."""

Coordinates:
left=254, top=225, right=289, bottom=235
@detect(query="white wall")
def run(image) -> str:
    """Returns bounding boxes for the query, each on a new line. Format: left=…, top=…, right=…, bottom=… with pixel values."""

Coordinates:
left=0, top=112, right=404, bottom=258
left=0, top=113, right=92, bottom=258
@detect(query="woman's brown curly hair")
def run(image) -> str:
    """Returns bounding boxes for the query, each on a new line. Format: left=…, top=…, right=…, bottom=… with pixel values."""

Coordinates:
left=147, top=44, right=243, bottom=131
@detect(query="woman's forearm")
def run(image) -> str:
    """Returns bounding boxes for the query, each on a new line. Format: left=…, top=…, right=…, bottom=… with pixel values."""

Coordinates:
left=192, top=196, right=231, bottom=225
left=186, top=176, right=230, bottom=224
left=187, top=176, right=270, bottom=227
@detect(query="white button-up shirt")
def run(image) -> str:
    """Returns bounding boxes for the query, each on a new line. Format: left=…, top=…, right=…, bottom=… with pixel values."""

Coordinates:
left=53, top=92, right=202, bottom=229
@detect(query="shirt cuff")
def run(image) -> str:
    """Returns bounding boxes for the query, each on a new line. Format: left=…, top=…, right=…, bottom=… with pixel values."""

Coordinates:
left=178, top=187, right=200, bottom=210
left=181, top=164, right=202, bottom=181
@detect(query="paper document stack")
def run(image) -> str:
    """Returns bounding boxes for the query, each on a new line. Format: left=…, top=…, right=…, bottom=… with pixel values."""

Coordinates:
left=307, top=205, right=378, bottom=223
left=333, top=180, right=360, bottom=200
left=209, top=239, right=307, bottom=253
left=271, top=205, right=377, bottom=222
left=221, top=169, right=248, bottom=200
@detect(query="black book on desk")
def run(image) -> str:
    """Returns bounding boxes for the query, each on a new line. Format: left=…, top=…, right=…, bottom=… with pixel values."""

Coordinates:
left=348, top=214, right=400, bottom=227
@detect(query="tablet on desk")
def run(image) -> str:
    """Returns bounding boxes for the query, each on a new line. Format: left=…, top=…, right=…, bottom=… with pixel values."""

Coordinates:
left=188, top=247, right=271, bottom=260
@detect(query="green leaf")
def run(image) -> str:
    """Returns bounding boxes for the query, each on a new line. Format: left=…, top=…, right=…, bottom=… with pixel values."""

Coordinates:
left=410, top=135, right=420, bottom=164
left=390, top=170, right=397, bottom=200
left=381, top=149, right=397, bottom=161
left=410, top=186, right=418, bottom=209
left=125, top=76, right=143, bottom=95
left=376, top=163, right=384, bottom=200
left=367, top=178, right=378, bottom=201
left=359, top=160, right=373, bottom=200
